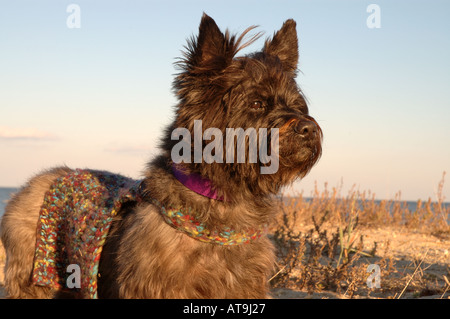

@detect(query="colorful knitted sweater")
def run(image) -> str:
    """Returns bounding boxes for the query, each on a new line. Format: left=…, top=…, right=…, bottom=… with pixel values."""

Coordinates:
left=32, top=169, right=141, bottom=298
left=32, top=168, right=266, bottom=298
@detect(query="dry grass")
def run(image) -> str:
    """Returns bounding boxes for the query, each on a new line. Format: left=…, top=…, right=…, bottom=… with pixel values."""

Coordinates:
left=270, top=207, right=368, bottom=297
left=270, top=171, right=450, bottom=298
left=278, top=171, right=449, bottom=236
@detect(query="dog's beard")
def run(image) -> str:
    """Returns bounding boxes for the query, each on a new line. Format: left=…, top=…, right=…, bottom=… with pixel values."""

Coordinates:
left=179, top=124, right=322, bottom=197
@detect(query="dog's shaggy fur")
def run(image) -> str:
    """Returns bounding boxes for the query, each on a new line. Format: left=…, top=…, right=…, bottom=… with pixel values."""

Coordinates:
left=0, top=14, right=322, bottom=298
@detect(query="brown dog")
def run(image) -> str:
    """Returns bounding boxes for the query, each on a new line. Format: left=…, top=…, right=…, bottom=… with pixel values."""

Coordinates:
left=0, top=14, right=322, bottom=298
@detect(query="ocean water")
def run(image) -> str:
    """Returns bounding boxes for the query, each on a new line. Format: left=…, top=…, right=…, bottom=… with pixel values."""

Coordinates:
left=283, top=196, right=450, bottom=220
left=0, top=187, right=449, bottom=219
left=0, top=188, right=18, bottom=217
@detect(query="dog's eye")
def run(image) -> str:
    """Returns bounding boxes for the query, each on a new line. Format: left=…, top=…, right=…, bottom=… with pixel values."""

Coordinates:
left=251, top=101, right=263, bottom=109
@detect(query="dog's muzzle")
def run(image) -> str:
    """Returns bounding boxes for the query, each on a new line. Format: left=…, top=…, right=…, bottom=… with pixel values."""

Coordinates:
left=293, top=119, right=319, bottom=140
left=280, top=116, right=322, bottom=142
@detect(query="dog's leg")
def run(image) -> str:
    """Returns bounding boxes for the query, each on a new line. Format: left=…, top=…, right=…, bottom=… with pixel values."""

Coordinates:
left=0, top=166, right=72, bottom=298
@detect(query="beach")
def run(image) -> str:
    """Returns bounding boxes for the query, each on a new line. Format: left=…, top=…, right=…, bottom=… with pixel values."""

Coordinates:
left=1, top=184, right=449, bottom=299
left=271, top=225, right=450, bottom=299
left=1, top=224, right=449, bottom=299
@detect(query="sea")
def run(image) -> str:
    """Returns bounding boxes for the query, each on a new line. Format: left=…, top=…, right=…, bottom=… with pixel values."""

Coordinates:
left=1, top=188, right=18, bottom=217
left=0, top=187, right=449, bottom=219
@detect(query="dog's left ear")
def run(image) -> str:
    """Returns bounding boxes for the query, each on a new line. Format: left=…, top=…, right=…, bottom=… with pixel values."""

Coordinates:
left=263, top=20, right=298, bottom=73
left=188, top=13, right=229, bottom=71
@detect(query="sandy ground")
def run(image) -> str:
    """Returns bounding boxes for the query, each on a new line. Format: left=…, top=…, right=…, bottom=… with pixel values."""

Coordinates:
left=0, top=227, right=449, bottom=299
left=272, top=226, right=450, bottom=299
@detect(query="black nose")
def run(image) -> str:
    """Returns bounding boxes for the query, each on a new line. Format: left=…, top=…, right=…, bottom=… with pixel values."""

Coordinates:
left=294, top=120, right=318, bottom=139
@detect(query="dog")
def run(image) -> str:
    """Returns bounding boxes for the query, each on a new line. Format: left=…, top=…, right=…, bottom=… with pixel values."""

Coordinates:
left=0, top=13, right=322, bottom=298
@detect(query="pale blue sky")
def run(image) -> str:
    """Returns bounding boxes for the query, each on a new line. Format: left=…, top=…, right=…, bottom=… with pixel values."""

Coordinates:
left=1, top=0, right=449, bottom=201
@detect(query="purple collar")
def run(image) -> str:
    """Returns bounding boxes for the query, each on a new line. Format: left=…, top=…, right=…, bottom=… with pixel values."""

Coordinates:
left=172, top=165, right=224, bottom=201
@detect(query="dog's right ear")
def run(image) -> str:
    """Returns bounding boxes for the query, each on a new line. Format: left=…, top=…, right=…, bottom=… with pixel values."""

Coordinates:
left=184, top=13, right=229, bottom=72
left=263, top=19, right=299, bottom=73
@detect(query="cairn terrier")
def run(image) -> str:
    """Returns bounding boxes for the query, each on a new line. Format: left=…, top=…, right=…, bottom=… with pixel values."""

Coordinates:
left=0, top=13, right=322, bottom=298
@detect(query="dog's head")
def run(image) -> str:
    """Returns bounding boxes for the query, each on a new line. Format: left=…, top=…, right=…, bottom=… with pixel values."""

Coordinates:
left=164, top=14, right=322, bottom=197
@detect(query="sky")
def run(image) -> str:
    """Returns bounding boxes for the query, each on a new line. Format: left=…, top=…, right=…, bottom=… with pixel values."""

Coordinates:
left=0, top=0, right=449, bottom=202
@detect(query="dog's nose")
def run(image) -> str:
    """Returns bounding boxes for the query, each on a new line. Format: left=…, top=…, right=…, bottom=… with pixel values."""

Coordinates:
left=293, top=120, right=318, bottom=139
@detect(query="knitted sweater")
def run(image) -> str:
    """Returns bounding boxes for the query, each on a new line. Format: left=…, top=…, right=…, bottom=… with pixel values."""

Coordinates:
left=32, top=169, right=140, bottom=298
left=31, top=168, right=266, bottom=298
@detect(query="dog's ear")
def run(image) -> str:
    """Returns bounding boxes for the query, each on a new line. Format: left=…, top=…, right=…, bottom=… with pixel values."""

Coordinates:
left=263, top=19, right=298, bottom=73
left=187, top=13, right=228, bottom=71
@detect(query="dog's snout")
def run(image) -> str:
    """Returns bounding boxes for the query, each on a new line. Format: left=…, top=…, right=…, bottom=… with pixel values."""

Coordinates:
left=293, top=120, right=318, bottom=139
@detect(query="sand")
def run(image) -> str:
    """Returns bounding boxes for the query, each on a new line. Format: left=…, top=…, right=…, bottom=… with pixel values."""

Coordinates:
left=272, top=226, right=450, bottom=299
left=0, top=227, right=448, bottom=299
